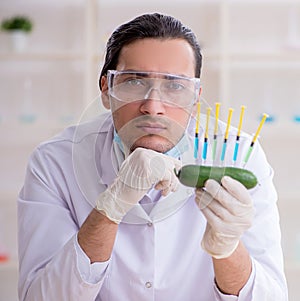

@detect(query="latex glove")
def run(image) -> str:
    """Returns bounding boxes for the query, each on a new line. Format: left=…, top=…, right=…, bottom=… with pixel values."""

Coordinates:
left=195, top=176, right=254, bottom=259
left=96, top=147, right=182, bottom=224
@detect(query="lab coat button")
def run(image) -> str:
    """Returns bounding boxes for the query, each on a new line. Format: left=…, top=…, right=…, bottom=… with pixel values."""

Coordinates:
left=147, top=222, right=153, bottom=227
left=145, top=281, right=152, bottom=288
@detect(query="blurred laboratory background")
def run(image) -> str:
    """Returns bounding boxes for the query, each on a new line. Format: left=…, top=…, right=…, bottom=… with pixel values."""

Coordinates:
left=1, top=0, right=300, bottom=300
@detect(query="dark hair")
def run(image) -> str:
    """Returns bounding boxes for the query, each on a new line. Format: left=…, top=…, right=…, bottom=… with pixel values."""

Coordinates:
left=99, top=13, right=202, bottom=90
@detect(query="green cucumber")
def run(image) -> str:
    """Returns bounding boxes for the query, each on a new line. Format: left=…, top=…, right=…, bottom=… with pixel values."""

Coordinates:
left=175, top=165, right=257, bottom=189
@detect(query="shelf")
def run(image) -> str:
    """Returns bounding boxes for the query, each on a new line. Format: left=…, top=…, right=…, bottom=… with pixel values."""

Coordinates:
left=230, top=60, right=300, bottom=70
left=227, top=0, right=300, bottom=5
left=0, top=51, right=85, bottom=61
left=97, top=0, right=300, bottom=5
left=0, top=121, right=65, bottom=147
left=1, top=0, right=84, bottom=5
left=230, top=49, right=300, bottom=60
left=205, top=50, right=300, bottom=67
left=0, top=120, right=66, bottom=130
left=243, top=121, right=300, bottom=139
left=99, top=0, right=220, bottom=5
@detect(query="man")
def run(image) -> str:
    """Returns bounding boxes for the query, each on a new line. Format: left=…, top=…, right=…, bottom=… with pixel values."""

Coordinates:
left=18, top=13, right=288, bottom=300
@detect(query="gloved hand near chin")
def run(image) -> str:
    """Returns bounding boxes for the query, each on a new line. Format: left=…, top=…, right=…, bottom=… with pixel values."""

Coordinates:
left=195, top=176, right=254, bottom=259
left=96, top=147, right=182, bottom=224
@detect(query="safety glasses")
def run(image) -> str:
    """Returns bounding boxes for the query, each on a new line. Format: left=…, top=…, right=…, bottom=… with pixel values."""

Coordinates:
left=107, top=70, right=201, bottom=108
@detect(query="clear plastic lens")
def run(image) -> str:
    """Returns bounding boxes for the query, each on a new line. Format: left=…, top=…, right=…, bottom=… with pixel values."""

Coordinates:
left=107, top=70, right=200, bottom=107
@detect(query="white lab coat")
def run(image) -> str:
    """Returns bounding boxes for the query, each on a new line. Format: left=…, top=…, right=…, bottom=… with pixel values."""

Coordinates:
left=18, top=112, right=288, bottom=301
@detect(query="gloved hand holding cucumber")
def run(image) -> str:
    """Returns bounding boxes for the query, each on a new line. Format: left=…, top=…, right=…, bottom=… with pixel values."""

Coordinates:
left=175, top=164, right=255, bottom=259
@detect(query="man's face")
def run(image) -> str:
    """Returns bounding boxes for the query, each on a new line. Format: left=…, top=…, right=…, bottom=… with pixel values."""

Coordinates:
left=102, top=38, right=200, bottom=154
